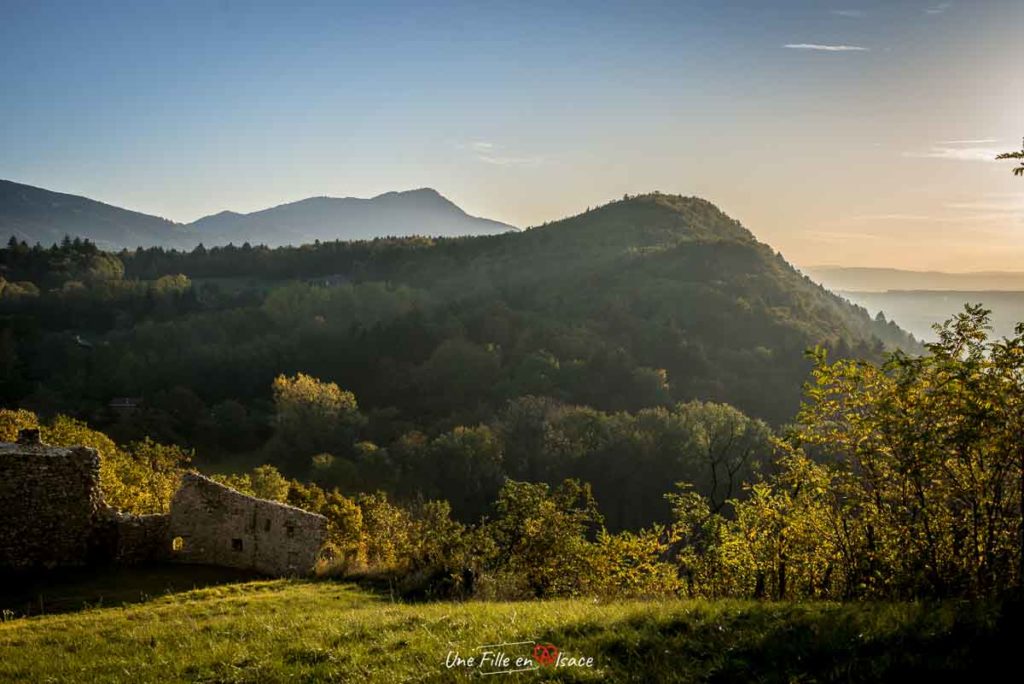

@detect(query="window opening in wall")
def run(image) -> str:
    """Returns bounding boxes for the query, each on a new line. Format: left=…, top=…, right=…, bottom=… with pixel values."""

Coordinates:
left=231, top=538, right=244, bottom=552
left=172, top=536, right=185, bottom=552
left=286, top=525, right=295, bottom=538
left=264, top=519, right=271, bottom=532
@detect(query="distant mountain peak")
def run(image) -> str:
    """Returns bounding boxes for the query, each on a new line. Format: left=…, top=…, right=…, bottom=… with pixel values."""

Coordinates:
left=374, top=187, right=443, bottom=198
left=0, top=179, right=516, bottom=249
left=370, top=187, right=460, bottom=210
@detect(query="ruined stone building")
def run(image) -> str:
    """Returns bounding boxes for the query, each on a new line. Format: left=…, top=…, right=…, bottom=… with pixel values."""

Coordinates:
left=0, top=431, right=326, bottom=575
left=168, top=473, right=327, bottom=576
left=0, top=431, right=106, bottom=568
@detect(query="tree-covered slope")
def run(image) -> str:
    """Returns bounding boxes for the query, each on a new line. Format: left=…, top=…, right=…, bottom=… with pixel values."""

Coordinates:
left=1, top=193, right=919, bottom=429
left=113, top=193, right=917, bottom=423
left=0, top=192, right=923, bottom=527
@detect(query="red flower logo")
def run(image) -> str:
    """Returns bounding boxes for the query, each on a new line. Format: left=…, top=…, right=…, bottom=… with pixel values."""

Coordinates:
left=532, top=643, right=559, bottom=667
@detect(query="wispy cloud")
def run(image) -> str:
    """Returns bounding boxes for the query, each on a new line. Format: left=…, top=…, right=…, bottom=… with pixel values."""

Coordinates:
left=847, top=212, right=1021, bottom=226
left=802, top=229, right=888, bottom=243
left=842, top=194, right=1024, bottom=233
left=907, top=146, right=1003, bottom=162
left=476, top=154, right=544, bottom=167
left=945, top=199, right=1024, bottom=214
left=831, top=9, right=864, bottom=18
left=925, top=2, right=953, bottom=15
left=783, top=43, right=869, bottom=52
left=937, top=138, right=999, bottom=145
left=937, top=196, right=1024, bottom=226
left=851, top=213, right=936, bottom=222
left=458, top=141, right=544, bottom=167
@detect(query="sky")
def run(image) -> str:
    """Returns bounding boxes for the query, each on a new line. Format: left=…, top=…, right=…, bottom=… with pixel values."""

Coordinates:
left=1, top=0, right=1022, bottom=271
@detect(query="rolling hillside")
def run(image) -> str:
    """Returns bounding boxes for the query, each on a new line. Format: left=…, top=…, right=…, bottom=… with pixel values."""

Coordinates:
left=112, top=192, right=921, bottom=425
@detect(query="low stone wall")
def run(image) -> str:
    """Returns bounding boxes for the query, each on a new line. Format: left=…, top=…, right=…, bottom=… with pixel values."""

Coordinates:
left=111, top=512, right=172, bottom=564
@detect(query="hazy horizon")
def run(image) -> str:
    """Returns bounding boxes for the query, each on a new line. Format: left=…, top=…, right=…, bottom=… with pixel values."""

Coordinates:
left=2, top=0, right=1022, bottom=270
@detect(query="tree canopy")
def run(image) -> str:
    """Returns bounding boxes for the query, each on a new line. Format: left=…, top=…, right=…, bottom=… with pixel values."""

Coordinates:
left=997, top=137, right=1024, bottom=176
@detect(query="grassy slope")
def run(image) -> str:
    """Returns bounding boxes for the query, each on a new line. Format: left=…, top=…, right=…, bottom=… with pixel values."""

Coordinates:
left=0, top=577, right=1017, bottom=683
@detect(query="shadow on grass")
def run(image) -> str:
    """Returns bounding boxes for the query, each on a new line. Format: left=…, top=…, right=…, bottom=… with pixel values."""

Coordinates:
left=536, top=597, right=1022, bottom=683
left=0, top=563, right=263, bottom=618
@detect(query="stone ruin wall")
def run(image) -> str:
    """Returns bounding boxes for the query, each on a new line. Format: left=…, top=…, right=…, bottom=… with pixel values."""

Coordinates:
left=0, top=435, right=106, bottom=568
left=0, top=433, right=326, bottom=575
left=103, top=512, right=173, bottom=565
left=168, top=473, right=327, bottom=576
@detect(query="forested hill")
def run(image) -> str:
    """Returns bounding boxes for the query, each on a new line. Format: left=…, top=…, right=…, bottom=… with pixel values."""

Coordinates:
left=2, top=192, right=916, bottom=423
left=0, top=192, right=921, bottom=527
left=122, top=193, right=920, bottom=382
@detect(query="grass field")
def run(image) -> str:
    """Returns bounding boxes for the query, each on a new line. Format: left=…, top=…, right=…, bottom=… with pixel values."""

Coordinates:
left=0, top=567, right=1018, bottom=683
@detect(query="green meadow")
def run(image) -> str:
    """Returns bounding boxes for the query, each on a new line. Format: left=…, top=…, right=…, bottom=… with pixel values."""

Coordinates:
left=0, top=568, right=1017, bottom=683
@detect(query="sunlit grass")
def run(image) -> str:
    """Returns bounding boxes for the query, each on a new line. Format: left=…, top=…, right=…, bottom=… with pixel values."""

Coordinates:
left=0, top=578, right=1015, bottom=683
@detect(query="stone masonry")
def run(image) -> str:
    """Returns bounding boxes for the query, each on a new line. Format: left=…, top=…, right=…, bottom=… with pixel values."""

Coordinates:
left=168, top=473, right=327, bottom=576
left=0, top=430, right=106, bottom=568
left=0, top=431, right=327, bottom=575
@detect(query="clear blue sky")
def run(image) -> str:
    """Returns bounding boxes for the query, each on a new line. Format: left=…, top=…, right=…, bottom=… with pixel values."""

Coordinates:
left=1, top=0, right=1022, bottom=269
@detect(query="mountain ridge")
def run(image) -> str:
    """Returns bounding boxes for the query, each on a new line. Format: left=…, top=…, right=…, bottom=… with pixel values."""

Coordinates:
left=806, top=265, right=1024, bottom=292
left=0, top=179, right=517, bottom=250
